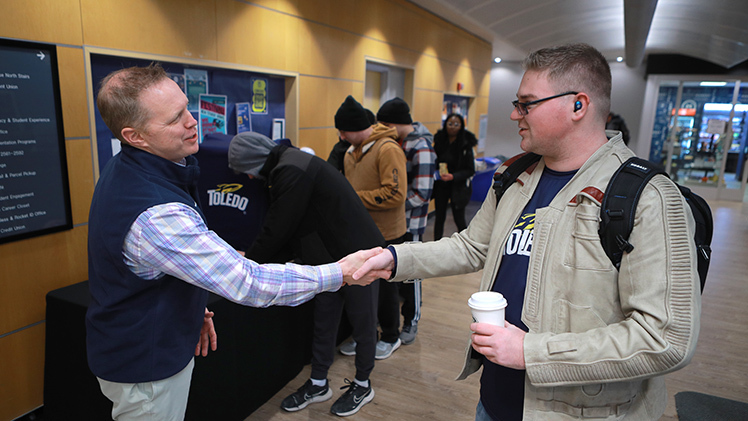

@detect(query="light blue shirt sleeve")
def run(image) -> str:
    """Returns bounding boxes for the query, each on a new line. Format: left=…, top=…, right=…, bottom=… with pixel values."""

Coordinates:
left=123, top=202, right=343, bottom=307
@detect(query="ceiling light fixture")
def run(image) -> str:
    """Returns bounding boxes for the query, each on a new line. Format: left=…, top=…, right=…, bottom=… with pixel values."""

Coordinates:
left=616, top=56, right=624, bottom=62
left=494, top=57, right=502, bottom=63
left=700, top=81, right=727, bottom=87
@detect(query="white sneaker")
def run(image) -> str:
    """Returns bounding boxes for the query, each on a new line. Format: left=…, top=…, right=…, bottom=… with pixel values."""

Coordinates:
left=339, top=339, right=356, bottom=356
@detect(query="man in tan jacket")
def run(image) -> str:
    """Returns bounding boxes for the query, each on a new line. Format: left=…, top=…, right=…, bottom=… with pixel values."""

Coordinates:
left=335, top=95, right=408, bottom=360
left=349, top=44, right=700, bottom=420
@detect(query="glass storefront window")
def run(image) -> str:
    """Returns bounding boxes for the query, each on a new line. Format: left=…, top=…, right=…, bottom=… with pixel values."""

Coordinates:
left=647, top=78, right=747, bottom=201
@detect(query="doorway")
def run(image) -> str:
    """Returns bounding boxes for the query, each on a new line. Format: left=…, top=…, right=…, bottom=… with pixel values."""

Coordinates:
left=364, top=61, right=413, bottom=115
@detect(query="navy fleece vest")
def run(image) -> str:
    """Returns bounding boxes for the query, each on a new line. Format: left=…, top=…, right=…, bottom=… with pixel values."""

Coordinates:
left=86, top=145, right=208, bottom=383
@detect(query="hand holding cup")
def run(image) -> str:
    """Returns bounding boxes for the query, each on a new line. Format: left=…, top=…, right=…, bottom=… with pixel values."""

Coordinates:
left=468, top=291, right=507, bottom=326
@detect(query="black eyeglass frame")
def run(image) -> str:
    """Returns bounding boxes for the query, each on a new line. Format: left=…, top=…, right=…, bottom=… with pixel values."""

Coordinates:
left=512, top=91, right=579, bottom=116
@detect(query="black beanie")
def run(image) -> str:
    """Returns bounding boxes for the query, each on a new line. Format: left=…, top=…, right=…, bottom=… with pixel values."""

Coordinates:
left=377, top=97, right=412, bottom=124
left=335, top=96, right=372, bottom=131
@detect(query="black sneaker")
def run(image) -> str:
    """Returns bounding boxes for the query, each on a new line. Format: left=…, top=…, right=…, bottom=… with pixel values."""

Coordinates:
left=281, top=379, right=332, bottom=412
left=330, top=379, right=375, bottom=417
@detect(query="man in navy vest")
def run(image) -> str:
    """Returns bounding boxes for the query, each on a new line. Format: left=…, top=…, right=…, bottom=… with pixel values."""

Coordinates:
left=86, top=64, right=388, bottom=420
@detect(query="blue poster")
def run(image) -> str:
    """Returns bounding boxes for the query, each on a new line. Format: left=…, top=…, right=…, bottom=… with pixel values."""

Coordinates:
left=236, top=102, right=252, bottom=133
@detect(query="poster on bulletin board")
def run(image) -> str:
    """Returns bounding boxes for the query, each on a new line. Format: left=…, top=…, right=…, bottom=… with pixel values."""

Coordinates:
left=186, top=68, right=208, bottom=112
left=236, top=102, right=252, bottom=133
left=199, top=94, right=227, bottom=142
left=251, top=77, right=268, bottom=114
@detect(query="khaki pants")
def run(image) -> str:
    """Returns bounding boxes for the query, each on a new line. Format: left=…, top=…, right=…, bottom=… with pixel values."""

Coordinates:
left=97, top=358, right=194, bottom=420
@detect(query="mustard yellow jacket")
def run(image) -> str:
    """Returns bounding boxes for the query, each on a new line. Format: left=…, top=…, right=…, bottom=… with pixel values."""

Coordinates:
left=344, top=123, right=407, bottom=241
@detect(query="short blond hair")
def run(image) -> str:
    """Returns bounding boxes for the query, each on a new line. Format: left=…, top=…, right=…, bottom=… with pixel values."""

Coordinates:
left=523, top=43, right=611, bottom=120
left=96, top=63, right=168, bottom=142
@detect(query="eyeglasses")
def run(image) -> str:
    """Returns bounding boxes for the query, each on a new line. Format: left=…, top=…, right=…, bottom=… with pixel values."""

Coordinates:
left=511, top=91, right=578, bottom=116
left=447, top=122, right=461, bottom=127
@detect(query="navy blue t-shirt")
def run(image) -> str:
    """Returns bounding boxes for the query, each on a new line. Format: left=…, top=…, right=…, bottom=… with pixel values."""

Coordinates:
left=480, top=166, right=576, bottom=421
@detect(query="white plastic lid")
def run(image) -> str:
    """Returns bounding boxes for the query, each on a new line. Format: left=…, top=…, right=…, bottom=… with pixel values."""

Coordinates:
left=468, top=291, right=507, bottom=310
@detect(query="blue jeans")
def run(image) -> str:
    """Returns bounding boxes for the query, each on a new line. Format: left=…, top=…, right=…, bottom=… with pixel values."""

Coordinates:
left=475, top=400, right=495, bottom=421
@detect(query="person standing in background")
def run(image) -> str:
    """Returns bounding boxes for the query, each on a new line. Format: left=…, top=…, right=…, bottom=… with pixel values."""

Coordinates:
left=375, top=97, right=435, bottom=345
left=606, top=111, right=631, bottom=145
left=432, top=113, right=476, bottom=240
left=328, top=109, right=376, bottom=174
left=227, top=131, right=385, bottom=417
left=336, top=95, right=408, bottom=360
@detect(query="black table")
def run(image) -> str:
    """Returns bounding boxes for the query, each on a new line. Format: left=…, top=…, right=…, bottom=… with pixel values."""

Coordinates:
left=44, top=281, right=314, bottom=420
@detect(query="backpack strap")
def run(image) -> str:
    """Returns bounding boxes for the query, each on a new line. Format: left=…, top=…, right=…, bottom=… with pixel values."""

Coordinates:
left=599, top=157, right=667, bottom=269
left=492, top=152, right=541, bottom=207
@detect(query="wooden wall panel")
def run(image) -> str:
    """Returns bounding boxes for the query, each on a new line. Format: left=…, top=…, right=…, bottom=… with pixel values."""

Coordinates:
left=66, top=138, right=95, bottom=226
left=297, top=127, right=338, bottom=158
left=0, top=227, right=87, bottom=333
left=284, top=77, right=300, bottom=145
left=454, top=64, right=481, bottom=97
left=245, top=0, right=302, bottom=16
left=414, top=54, right=447, bottom=91
left=216, top=1, right=300, bottom=71
left=476, top=69, right=492, bottom=98
left=58, top=47, right=90, bottom=138
left=362, top=39, right=421, bottom=74
left=364, top=70, right=382, bottom=113
left=359, top=3, right=408, bottom=47
left=298, top=21, right=363, bottom=80
left=0, top=324, right=45, bottom=421
left=79, top=0, right=218, bottom=60
left=296, top=0, right=372, bottom=37
left=413, top=89, right=446, bottom=127
left=0, top=0, right=82, bottom=46
left=298, top=76, right=364, bottom=129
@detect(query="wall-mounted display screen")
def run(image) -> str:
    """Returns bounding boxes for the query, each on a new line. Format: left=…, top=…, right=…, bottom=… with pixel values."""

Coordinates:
left=0, top=38, right=72, bottom=244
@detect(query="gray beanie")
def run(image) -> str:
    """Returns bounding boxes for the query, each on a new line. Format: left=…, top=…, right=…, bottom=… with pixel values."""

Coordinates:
left=228, top=131, right=277, bottom=178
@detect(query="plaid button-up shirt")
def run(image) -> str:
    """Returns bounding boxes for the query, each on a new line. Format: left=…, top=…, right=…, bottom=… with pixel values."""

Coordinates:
left=123, top=202, right=343, bottom=306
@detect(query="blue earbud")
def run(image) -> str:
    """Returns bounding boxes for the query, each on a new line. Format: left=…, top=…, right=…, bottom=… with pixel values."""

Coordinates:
left=574, top=101, right=582, bottom=112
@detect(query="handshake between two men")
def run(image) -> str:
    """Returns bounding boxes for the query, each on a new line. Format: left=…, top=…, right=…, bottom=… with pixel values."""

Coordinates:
left=338, top=247, right=394, bottom=286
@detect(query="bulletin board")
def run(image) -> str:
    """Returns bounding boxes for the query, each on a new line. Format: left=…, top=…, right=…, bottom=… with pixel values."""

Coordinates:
left=442, top=93, right=470, bottom=126
left=89, top=53, right=287, bottom=173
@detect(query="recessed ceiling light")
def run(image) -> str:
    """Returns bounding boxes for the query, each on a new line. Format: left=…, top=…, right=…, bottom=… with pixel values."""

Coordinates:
left=700, top=81, right=727, bottom=87
left=494, top=57, right=502, bottom=63
left=616, top=56, right=624, bottom=62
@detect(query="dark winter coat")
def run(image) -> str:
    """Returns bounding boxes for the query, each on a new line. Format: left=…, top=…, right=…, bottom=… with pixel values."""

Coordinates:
left=433, top=129, right=477, bottom=208
left=247, top=145, right=385, bottom=265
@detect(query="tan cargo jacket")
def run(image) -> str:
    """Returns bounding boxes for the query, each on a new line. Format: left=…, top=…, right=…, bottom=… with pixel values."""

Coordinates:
left=392, top=134, right=700, bottom=419
left=345, top=123, right=407, bottom=241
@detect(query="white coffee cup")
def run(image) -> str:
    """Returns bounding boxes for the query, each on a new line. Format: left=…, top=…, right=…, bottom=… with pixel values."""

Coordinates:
left=468, top=291, right=507, bottom=326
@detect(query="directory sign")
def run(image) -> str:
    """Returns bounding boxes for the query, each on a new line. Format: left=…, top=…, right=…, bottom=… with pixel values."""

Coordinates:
left=0, top=39, right=72, bottom=244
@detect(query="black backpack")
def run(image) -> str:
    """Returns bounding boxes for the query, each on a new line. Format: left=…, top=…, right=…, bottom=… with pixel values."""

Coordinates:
left=492, top=153, right=713, bottom=292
